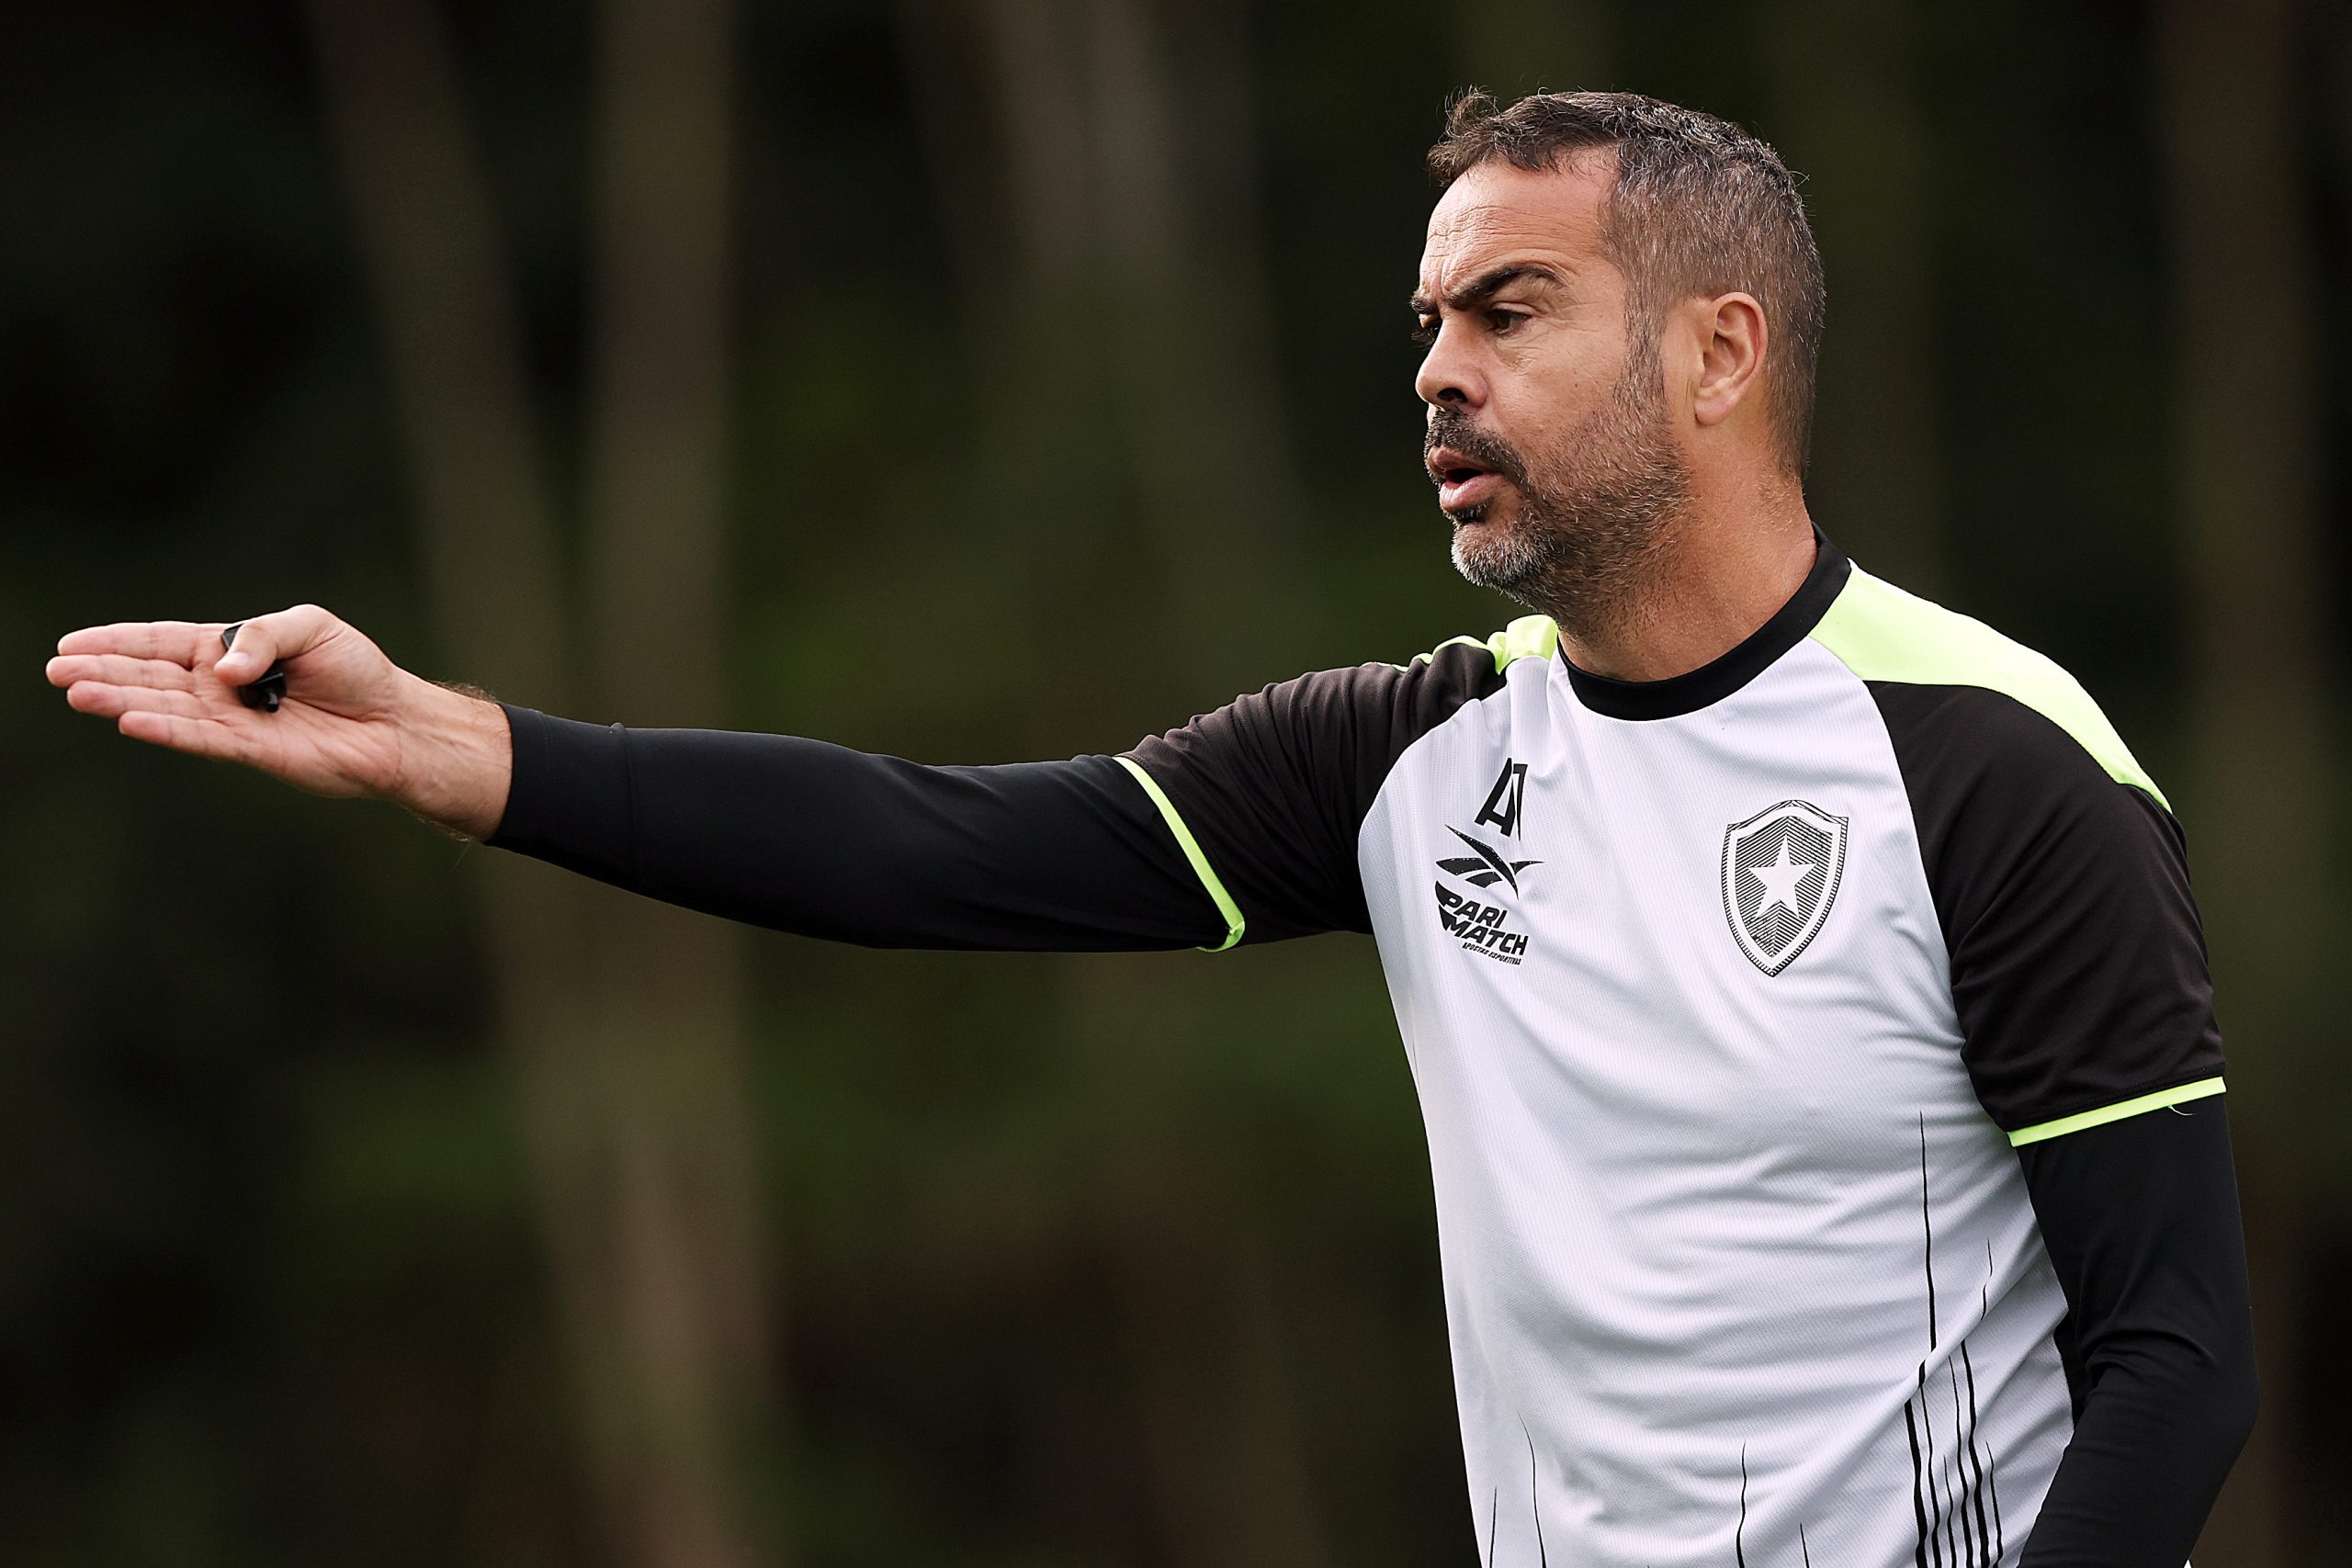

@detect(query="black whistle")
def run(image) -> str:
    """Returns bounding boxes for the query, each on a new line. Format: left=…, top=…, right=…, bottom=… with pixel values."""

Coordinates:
left=219, top=624, right=288, bottom=713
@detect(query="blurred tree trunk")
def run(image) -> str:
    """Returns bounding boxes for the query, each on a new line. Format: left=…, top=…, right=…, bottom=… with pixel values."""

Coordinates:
left=1112, top=1195, right=1333, bottom=1568
left=1067, top=958, right=1334, bottom=1568
left=580, top=0, right=775, bottom=1563
left=306, top=2, right=773, bottom=1563
left=899, top=0, right=1314, bottom=697
left=928, top=0, right=1108, bottom=569
left=1762, top=0, right=1946, bottom=592
left=1079, top=0, right=1315, bottom=686
left=2154, top=0, right=2326, bottom=1557
left=897, top=6, right=1334, bottom=1556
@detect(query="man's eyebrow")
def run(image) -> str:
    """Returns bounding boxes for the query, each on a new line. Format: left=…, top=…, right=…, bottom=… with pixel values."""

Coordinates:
left=1408, top=263, right=1565, bottom=317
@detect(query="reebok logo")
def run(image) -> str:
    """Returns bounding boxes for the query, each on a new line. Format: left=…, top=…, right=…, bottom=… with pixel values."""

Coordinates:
left=1438, top=825, right=1536, bottom=894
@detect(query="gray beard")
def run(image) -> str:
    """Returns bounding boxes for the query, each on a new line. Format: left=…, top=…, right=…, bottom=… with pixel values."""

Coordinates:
left=1446, top=355, right=1692, bottom=637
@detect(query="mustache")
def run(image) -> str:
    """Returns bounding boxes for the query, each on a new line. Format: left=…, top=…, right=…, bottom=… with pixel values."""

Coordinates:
left=1423, top=412, right=1529, bottom=488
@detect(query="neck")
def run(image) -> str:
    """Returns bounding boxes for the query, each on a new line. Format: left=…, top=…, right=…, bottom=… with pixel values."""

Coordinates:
left=1546, top=487, right=1819, bottom=683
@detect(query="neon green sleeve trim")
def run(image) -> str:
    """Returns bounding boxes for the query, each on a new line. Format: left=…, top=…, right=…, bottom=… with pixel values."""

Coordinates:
left=1114, top=756, right=1246, bottom=952
left=1410, top=635, right=1489, bottom=667
left=2007, top=1077, right=2226, bottom=1146
left=1410, top=615, right=1560, bottom=672
left=1809, top=568, right=2168, bottom=810
left=1487, top=615, right=1560, bottom=670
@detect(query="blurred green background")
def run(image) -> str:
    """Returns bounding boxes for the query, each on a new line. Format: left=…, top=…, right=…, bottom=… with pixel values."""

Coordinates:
left=5, top=0, right=2347, bottom=1562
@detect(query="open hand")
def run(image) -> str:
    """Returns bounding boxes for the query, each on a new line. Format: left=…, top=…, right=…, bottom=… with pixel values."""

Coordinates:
left=46, top=604, right=512, bottom=837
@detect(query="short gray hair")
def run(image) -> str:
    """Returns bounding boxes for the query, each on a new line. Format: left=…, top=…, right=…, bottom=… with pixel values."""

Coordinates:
left=1429, top=90, right=1826, bottom=478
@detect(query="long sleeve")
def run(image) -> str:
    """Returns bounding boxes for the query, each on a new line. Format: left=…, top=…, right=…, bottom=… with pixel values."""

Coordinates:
left=490, top=642, right=1509, bottom=953
left=2014, top=1101, right=2257, bottom=1564
left=1862, top=679, right=2253, bottom=1556
left=485, top=705, right=1228, bottom=951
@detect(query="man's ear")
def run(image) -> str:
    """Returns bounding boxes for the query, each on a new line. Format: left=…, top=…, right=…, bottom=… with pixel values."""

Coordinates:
left=1691, top=293, right=1769, bottom=430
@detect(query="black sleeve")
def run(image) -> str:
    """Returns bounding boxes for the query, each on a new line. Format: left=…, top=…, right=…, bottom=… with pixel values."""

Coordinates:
left=485, top=705, right=1227, bottom=950
left=2014, top=1101, right=2258, bottom=1564
left=1124, top=642, right=1506, bottom=943
left=1869, top=682, right=2225, bottom=1135
left=1871, top=681, right=2251, bottom=1552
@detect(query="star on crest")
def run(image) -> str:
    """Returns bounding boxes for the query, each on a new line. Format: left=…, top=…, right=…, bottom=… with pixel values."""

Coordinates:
left=1749, top=839, right=1815, bottom=919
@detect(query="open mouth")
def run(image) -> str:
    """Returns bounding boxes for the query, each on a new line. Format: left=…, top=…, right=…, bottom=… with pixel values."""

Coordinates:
left=1428, top=446, right=1506, bottom=515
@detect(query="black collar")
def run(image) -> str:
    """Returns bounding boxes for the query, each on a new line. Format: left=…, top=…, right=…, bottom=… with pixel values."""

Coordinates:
left=1561, top=526, right=1851, bottom=721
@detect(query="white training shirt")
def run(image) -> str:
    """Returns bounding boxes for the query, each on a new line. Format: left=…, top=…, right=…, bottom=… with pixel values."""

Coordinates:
left=1125, top=532, right=2225, bottom=1565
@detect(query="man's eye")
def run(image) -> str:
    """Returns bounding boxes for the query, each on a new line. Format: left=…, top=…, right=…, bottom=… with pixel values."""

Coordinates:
left=1487, top=309, right=1522, bottom=334
left=1410, top=319, right=1439, bottom=346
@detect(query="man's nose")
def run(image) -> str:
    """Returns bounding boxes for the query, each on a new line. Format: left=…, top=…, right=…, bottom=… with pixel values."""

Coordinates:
left=1414, top=323, right=1487, bottom=411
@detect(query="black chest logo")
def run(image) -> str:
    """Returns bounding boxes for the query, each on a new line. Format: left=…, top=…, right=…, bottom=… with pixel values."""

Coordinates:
left=1433, top=760, right=1539, bottom=964
left=1721, top=799, right=1849, bottom=976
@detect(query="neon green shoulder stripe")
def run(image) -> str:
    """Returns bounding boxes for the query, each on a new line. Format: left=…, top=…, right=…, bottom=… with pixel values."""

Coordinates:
left=1809, top=567, right=2168, bottom=809
left=2007, top=1077, right=2225, bottom=1146
left=1114, top=756, right=1245, bottom=952
left=1410, top=615, right=1560, bottom=673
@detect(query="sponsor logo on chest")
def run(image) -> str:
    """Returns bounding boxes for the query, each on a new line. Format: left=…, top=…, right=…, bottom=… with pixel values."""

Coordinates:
left=1430, top=759, right=1538, bottom=964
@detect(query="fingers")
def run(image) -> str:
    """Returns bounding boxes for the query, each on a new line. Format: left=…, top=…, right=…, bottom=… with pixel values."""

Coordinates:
left=64, top=681, right=213, bottom=722
left=61, top=674, right=259, bottom=764
left=45, top=653, right=199, bottom=694
left=115, top=708, right=254, bottom=763
left=55, top=620, right=216, bottom=667
left=216, top=604, right=336, bottom=685
left=53, top=604, right=343, bottom=683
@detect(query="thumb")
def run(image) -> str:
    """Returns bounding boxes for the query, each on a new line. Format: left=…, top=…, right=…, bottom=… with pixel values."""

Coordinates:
left=215, top=604, right=335, bottom=683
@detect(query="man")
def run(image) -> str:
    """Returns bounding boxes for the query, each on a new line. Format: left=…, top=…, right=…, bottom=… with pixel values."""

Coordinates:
left=47, top=91, right=2254, bottom=1564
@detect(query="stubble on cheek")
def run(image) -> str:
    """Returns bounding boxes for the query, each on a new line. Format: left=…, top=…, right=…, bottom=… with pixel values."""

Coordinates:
left=1442, top=353, right=1692, bottom=628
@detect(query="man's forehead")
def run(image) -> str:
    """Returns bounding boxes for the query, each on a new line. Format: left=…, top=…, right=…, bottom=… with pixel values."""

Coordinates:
left=1419, top=155, right=1612, bottom=295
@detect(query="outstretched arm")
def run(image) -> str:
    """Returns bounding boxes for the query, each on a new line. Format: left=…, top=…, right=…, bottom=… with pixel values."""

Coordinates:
left=485, top=707, right=1227, bottom=950
left=46, top=605, right=1228, bottom=950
